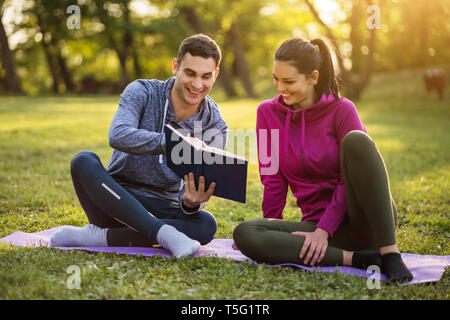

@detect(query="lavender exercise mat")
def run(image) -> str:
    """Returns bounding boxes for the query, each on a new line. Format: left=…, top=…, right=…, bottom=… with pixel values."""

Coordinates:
left=1, top=226, right=449, bottom=286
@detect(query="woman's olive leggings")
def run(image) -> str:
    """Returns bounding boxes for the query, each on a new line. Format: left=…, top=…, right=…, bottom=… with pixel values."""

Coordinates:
left=233, top=130, right=398, bottom=266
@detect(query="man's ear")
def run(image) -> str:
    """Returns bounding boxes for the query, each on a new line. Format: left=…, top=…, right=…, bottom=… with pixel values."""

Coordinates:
left=172, top=58, right=179, bottom=76
left=214, top=67, right=220, bottom=80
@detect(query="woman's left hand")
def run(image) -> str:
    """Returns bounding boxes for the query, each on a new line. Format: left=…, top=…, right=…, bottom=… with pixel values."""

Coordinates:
left=291, top=228, right=329, bottom=266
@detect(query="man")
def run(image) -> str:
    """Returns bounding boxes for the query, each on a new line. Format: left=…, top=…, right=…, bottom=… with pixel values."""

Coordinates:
left=50, top=34, right=228, bottom=258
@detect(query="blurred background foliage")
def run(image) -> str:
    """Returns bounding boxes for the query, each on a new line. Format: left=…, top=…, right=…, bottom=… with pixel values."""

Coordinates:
left=0, top=0, right=449, bottom=99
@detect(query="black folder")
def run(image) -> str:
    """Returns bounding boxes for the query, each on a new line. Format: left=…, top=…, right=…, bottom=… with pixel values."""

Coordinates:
left=164, top=124, right=248, bottom=203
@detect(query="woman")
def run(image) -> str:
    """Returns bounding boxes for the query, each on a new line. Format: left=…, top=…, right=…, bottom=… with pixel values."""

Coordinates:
left=233, top=38, right=413, bottom=283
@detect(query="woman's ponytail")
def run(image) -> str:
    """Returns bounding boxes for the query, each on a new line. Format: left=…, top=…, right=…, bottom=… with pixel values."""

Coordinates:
left=310, top=39, right=340, bottom=99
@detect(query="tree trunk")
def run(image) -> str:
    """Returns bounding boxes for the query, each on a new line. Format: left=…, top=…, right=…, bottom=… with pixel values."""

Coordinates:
left=227, top=22, right=256, bottom=98
left=57, top=52, right=75, bottom=91
left=178, top=6, right=206, bottom=34
left=304, top=0, right=346, bottom=76
left=118, top=52, right=130, bottom=87
left=0, top=8, right=23, bottom=94
left=51, top=37, right=75, bottom=92
left=132, top=45, right=142, bottom=79
left=34, top=1, right=60, bottom=93
left=97, top=0, right=132, bottom=89
left=348, top=0, right=363, bottom=74
left=418, top=2, right=429, bottom=66
left=179, top=5, right=237, bottom=97
left=305, top=0, right=377, bottom=101
left=39, top=38, right=60, bottom=93
left=104, top=28, right=130, bottom=89
left=217, top=50, right=238, bottom=97
left=41, top=40, right=60, bottom=93
left=120, top=0, right=132, bottom=86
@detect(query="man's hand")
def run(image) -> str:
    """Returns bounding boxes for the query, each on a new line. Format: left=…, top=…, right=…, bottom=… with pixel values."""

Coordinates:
left=291, top=227, right=329, bottom=266
left=182, top=172, right=215, bottom=209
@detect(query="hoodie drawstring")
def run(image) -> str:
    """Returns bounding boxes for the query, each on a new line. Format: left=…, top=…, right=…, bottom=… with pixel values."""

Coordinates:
left=159, top=98, right=169, bottom=164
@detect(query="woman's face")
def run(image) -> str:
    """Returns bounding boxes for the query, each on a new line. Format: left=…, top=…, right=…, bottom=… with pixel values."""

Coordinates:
left=272, top=60, right=318, bottom=109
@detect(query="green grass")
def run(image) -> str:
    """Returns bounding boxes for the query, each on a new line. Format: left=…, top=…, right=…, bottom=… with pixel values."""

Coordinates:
left=0, top=68, right=449, bottom=299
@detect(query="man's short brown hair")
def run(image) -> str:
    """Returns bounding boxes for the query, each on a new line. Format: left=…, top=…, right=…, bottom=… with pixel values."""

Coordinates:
left=177, top=34, right=222, bottom=67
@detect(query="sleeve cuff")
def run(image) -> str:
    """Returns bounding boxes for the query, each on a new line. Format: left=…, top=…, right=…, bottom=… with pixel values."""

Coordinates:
left=315, top=220, right=336, bottom=238
left=181, top=202, right=201, bottom=215
left=178, top=188, right=205, bottom=215
left=316, top=210, right=346, bottom=238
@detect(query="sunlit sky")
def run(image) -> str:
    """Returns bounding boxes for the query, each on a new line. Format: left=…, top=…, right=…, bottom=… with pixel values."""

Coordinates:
left=128, top=0, right=344, bottom=23
left=2, top=0, right=344, bottom=50
left=313, top=0, right=344, bottom=25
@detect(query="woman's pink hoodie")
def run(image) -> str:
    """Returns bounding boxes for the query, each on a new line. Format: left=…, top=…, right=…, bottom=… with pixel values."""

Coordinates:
left=256, top=93, right=366, bottom=237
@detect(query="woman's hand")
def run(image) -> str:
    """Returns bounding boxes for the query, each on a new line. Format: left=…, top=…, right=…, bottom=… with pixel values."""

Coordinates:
left=182, top=172, right=215, bottom=208
left=291, top=228, right=329, bottom=266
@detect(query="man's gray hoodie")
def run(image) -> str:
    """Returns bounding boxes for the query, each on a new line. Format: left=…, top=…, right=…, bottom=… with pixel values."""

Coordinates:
left=106, top=77, right=228, bottom=212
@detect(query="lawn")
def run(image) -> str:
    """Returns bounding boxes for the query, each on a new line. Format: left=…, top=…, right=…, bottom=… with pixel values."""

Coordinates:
left=0, top=68, right=449, bottom=300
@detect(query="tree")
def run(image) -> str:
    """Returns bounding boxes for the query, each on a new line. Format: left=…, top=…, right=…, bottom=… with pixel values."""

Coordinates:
left=32, top=0, right=75, bottom=93
left=94, top=0, right=138, bottom=88
left=174, top=0, right=262, bottom=98
left=226, top=21, right=257, bottom=97
left=2, top=0, right=448, bottom=95
left=178, top=4, right=237, bottom=97
left=0, top=0, right=23, bottom=94
left=305, top=0, right=377, bottom=100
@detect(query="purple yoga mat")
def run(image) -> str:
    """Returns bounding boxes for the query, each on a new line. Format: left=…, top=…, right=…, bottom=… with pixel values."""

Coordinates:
left=1, top=225, right=449, bottom=286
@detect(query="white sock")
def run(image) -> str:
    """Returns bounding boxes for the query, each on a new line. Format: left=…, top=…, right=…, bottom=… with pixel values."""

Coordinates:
left=49, top=224, right=108, bottom=247
left=156, top=224, right=200, bottom=258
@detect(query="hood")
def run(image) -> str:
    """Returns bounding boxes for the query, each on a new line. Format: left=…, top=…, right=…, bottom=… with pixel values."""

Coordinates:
left=273, top=92, right=337, bottom=160
left=162, top=77, right=223, bottom=134
left=158, top=77, right=228, bottom=163
left=273, top=92, right=337, bottom=118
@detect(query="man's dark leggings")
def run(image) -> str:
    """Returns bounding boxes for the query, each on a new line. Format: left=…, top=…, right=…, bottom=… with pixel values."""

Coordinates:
left=70, top=151, right=217, bottom=246
left=233, top=130, right=398, bottom=266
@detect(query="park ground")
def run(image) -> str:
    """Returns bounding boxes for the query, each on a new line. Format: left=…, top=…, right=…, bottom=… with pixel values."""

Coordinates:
left=0, top=68, right=449, bottom=299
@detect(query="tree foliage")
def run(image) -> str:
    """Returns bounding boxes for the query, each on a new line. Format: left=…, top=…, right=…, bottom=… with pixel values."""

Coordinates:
left=0, top=0, right=448, bottom=96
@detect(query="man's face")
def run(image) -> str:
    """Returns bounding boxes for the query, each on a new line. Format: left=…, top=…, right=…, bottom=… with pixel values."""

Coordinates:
left=172, top=53, right=219, bottom=107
